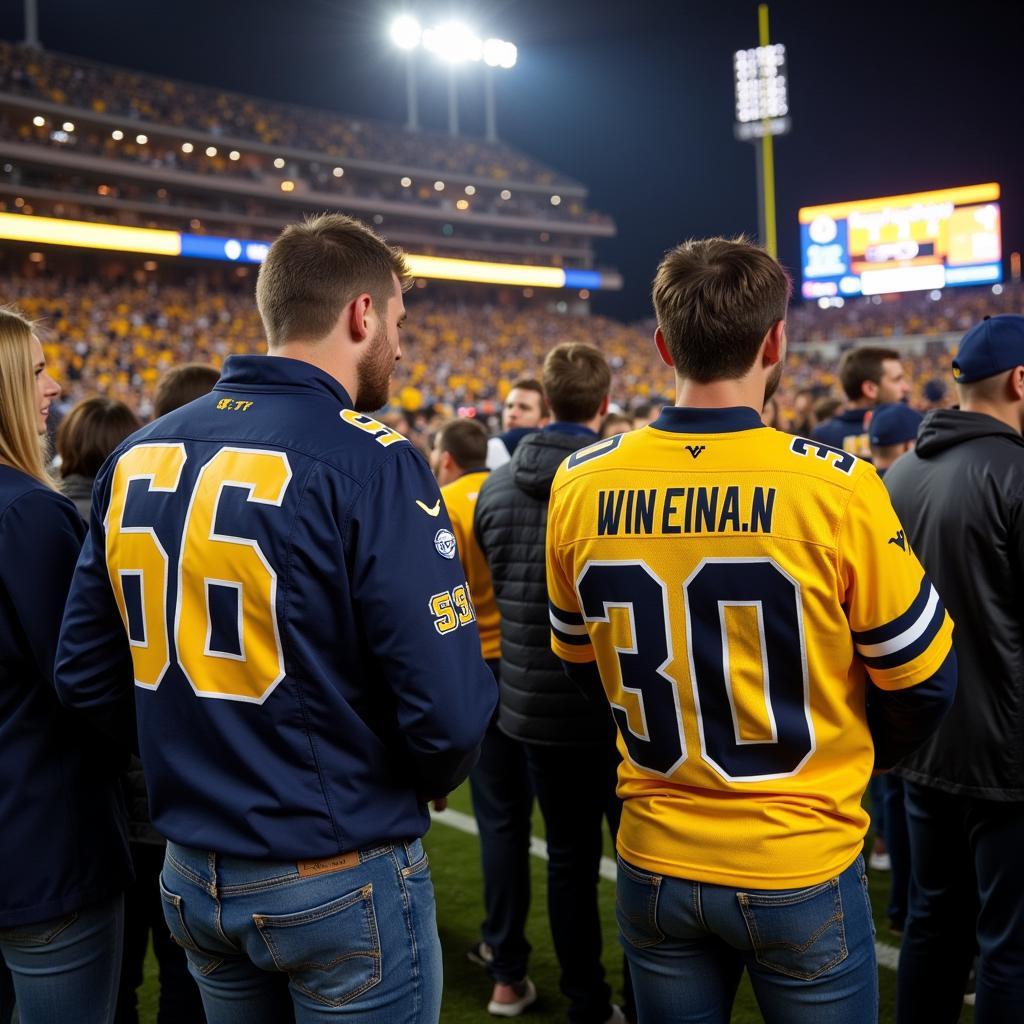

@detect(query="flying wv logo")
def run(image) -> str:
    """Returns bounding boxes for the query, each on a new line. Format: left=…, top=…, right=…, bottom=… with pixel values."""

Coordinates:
left=888, top=530, right=907, bottom=552
left=685, top=445, right=706, bottom=459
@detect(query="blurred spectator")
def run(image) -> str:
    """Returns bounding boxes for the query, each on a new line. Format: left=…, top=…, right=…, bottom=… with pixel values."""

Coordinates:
left=488, top=377, right=549, bottom=469
left=814, top=346, right=910, bottom=458
left=868, top=403, right=923, bottom=476
left=600, top=411, right=632, bottom=438
left=153, top=363, right=220, bottom=419
left=631, top=401, right=659, bottom=429
left=922, top=379, right=948, bottom=411
left=813, top=395, right=843, bottom=425
left=56, top=396, right=140, bottom=519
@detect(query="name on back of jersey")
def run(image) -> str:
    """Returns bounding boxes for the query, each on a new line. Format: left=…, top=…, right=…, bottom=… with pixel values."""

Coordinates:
left=596, top=485, right=776, bottom=537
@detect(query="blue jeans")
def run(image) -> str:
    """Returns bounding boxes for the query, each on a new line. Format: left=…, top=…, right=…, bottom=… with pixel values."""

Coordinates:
left=616, top=854, right=877, bottom=1024
left=0, top=895, right=124, bottom=1024
left=468, top=699, right=534, bottom=984
left=161, top=839, right=441, bottom=1024
left=898, top=782, right=1024, bottom=1023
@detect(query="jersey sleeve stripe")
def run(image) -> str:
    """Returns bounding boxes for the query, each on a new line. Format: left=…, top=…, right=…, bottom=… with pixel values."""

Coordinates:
left=859, top=597, right=947, bottom=669
left=851, top=576, right=931, bottom=647
left=549, top=601, right=584, bottom=628
left=550, top=623, right=592, bottom=646
left=855, top=583, right=940, bottom=658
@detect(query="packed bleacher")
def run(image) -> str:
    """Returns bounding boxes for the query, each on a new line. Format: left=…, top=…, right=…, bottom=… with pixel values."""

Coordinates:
left=8, top=273, right=1019, bottom=427
left=0, top=40, right=585, bottom=191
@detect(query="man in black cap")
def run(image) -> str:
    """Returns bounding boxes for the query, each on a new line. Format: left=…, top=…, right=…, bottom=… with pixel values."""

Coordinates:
left=884, top=314, right=1024, bottom=1023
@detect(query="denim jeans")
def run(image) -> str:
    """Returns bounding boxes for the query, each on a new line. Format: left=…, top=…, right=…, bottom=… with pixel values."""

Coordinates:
left=616, top=854, right=877, bottom=1024
left=468, top=702, right=534, bottom=984
left=0, top=894, right=124, bottom=1024
left=898, top=782, right=1024, bottom=1023
left=524, top=740, right=632, bottom=1023
left=161, top=838, right=441, bottom=1024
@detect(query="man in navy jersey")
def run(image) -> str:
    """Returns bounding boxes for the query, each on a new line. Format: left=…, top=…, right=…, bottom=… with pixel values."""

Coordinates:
left=813, top=346, right=910, bottom=459
left=56, top=214, right=496, bottom=1023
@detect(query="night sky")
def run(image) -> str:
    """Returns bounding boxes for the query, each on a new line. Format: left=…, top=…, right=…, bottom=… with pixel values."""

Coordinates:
left=1, top=0, right=1021, bottom=319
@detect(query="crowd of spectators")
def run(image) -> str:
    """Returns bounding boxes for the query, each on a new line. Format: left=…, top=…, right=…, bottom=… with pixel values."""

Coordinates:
left=8, top=273, right=1018, bottom=428
left=2, top=108, right=609, bottom=226
left=0, top=40, right=580, bottom=189
left=786, top=283, right=1021, bottom=341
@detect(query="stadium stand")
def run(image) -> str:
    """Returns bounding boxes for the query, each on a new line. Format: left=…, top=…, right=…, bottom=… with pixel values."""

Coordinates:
left=8, top=273, right=1020, bottom=423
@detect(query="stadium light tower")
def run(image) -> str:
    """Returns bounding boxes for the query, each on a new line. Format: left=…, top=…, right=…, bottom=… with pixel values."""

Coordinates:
left=24, top=0, right=40, bottom=48
left=390, top=15, right=422, bottom=131
left=389, top=15, right=517, bottom=141
left=733, top=4, right=790, bottom=257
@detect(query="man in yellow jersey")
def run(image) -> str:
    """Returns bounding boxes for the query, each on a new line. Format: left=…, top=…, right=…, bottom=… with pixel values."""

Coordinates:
left=545, top=237, right=958, bottom=1024
left=433, top=417, right=537, bottom=1017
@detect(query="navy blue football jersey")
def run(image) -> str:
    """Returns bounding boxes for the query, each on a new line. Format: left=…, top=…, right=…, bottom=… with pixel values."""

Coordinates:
left=56, top=355, right=496, bottom=859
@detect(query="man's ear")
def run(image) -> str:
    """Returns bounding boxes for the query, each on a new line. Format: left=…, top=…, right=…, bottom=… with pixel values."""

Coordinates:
left=654, top=327, right=674, bottom=368
left=347, top=293, right=374, bottom=343
left=763, top=320, right=785, bottom=367
left=1009, top=366, right=1024, bottom=402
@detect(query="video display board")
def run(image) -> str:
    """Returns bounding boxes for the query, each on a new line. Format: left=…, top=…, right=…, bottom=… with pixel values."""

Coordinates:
left=799, top=183, right=1001, bottom=299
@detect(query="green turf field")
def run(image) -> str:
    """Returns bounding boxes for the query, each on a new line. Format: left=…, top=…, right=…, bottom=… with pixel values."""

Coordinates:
left=134, top=782, right=975, bottom=1023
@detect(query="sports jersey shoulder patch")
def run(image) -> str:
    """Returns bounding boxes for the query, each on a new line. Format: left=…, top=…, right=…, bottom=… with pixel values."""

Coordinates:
left=565, top=432, right=625, bottom=471
left=339, top=410, right=408, bottom=448
left=788, top=435, right=858, bottom=475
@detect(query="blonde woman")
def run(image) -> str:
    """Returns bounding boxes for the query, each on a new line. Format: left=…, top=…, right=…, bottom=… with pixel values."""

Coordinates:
left=0, top=308, right=131, bottom=1024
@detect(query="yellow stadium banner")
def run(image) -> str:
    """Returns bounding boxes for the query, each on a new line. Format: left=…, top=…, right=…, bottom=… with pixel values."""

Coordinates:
left=0, top=212, right=182, bottom=256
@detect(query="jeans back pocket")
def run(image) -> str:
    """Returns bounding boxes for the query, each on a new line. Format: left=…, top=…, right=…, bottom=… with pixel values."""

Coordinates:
left=737, top=876, right=847, bottom=981
left=158, top=875, right=223, bottom=976
left=615, top=856, right=664, bottom=950
left=254, top=882, right=382, bottom=1008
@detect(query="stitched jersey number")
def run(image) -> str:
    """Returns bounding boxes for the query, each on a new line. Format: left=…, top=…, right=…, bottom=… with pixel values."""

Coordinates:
left=577, top=558, right=813, bottom=782
left=106, top=444, right=291, bottom=702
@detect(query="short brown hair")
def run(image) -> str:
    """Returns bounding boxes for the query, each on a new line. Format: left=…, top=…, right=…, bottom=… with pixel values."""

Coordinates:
left=153, top=363, right=220, bottom=418
left=507, top=377, right=549, bottom=418
left=256, top=213, right=411, bottom=349
left=542, top=343, right=610, bottom=422
left=652, top=237, right=791, bottom=382
left=837, top=346, right=901, bottom=401
left=434, top=417, right=489, bottom=470
left=57, top=397, right=140, bottom=478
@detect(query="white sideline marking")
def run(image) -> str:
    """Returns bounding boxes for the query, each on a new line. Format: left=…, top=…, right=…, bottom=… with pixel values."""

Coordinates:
left=431, top=806, right=901, bottom=971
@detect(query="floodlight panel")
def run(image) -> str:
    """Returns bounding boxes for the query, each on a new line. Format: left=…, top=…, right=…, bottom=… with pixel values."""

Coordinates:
left=390, top=15, right=421, bottom=51
left=423, top=21, right=483, bottom=63
left=733, top=43, right=788, bottom=124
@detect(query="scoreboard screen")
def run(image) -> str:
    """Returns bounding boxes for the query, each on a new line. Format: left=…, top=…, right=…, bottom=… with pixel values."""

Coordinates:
left=799, top=183, right=1002, bottom=299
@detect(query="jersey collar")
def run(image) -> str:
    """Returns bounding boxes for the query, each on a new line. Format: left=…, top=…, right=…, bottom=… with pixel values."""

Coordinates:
left=217, top=355, right=354, bottom=408
left=650, top=406, right=765, bottom=434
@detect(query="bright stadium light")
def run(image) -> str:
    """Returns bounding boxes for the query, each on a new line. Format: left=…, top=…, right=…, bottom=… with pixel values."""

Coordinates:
left=483, top=37, right=517, bottom=69
left=389, top=14, right=517, bottom=140
left=422, top=21, right=482, bottom=63
left=390, top=14, right=421, bottom=51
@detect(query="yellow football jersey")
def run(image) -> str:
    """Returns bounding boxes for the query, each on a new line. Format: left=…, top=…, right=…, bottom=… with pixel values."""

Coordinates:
left=546, top=406, right=953, bottom=889
left=442, top=470, right=501, bottom=662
